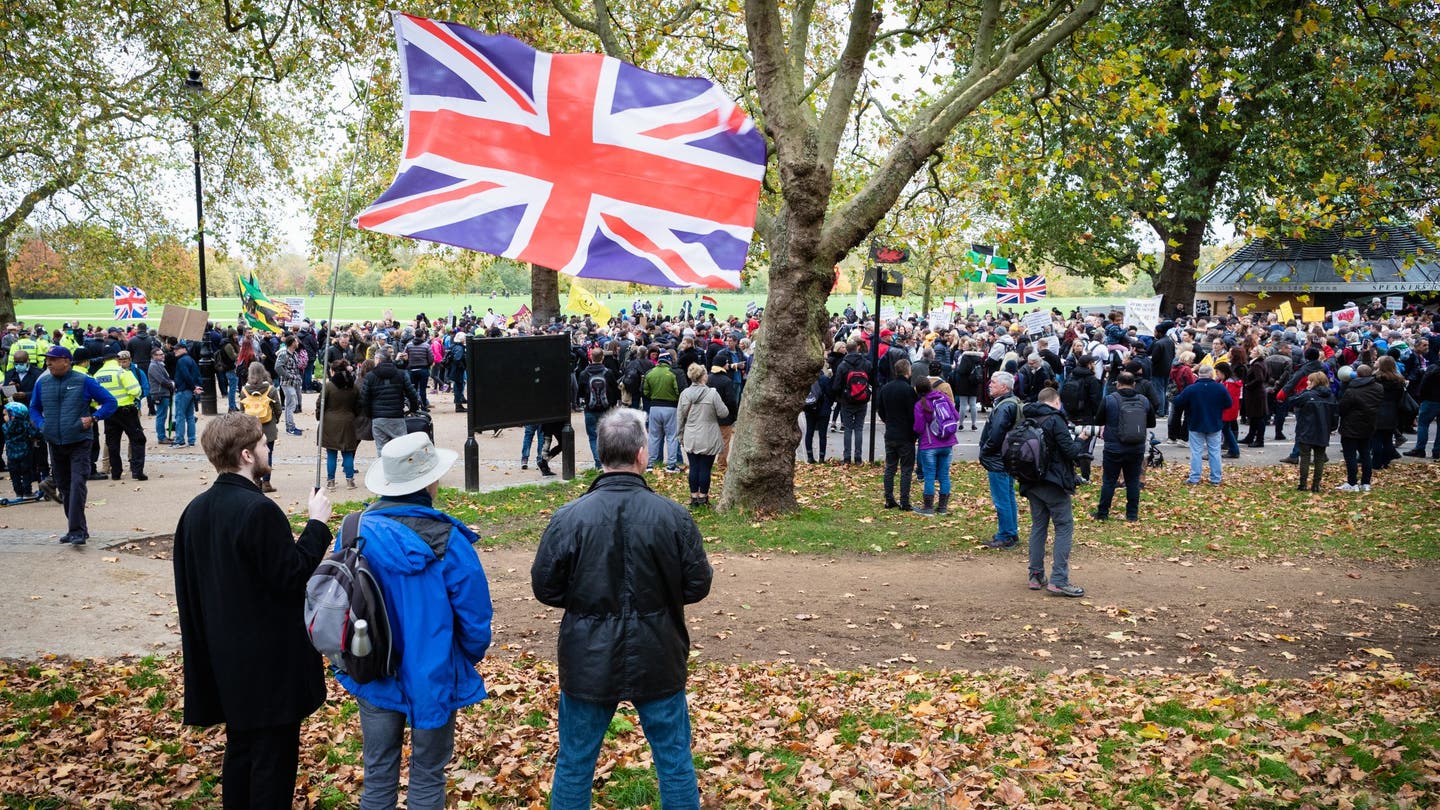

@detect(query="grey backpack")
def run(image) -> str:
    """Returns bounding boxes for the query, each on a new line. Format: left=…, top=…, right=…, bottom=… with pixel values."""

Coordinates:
left=304, top=512, right=399, bottom=683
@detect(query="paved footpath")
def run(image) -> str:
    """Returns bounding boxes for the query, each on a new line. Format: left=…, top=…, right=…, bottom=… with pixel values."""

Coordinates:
left=2, top=397, right=1431, bottom=659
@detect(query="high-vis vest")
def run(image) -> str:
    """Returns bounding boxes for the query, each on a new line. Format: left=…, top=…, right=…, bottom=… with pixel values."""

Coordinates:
left=93, top=359, right=142, bottom=408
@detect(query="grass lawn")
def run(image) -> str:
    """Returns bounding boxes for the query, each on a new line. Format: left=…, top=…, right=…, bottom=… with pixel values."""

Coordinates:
left=15, top=293, right=1124, bottom=330
left=2, top=655, right=1436, bottom=808
left=305, top=458, right=1440, bottom=562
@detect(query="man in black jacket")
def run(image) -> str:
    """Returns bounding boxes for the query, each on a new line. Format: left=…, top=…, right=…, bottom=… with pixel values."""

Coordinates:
left=875, top=357, right=918, bottom=510
left=359, top=349, right=421, bottom=453
left=1019, top=387, right=1085, bottom=596
left=531, top=409, right=712, bottom=810
left=1405, top=358, right=1440, bottom=459
left=173, top=413, right=332, bottom=809
left=1149, top=325, right=1176, bottom=417
left=577, top=348, right=619, bottom=470
left=830, top=340, right=872, bottom=464
left=1090, top=372, right=1156, bottom=522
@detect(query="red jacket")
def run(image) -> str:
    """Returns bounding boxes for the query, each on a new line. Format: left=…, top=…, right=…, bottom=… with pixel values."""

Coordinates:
left=1221, top=378, right=1242, bottom=422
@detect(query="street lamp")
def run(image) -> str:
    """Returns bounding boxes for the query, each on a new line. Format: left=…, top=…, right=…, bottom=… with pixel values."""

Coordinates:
left=184, top=68, right=218, bottom=415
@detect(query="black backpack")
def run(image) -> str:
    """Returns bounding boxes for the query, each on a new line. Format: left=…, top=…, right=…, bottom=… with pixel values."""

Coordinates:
left=304, top=513, right=399, bottom=684
left=586, top=372, right=610, bottom=411
left=1060, top=377, right=1087, bottom=420
left=1002, top=412, right=1050, bottom=482
left=970, top=362, right=984, bottom=389
left=1112, top=392, right=1149, bottom=445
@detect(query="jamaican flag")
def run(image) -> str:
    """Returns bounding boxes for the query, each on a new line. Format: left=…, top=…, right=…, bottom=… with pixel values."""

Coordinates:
left=240, top=275, right=292, bottom=334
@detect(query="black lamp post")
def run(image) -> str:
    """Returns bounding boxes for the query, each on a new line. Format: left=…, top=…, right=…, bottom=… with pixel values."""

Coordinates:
left=185, top=68, right=218, bottom=415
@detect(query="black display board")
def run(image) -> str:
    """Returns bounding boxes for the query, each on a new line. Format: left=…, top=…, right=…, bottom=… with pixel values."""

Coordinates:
left=466, top=334, right=572, bottom=431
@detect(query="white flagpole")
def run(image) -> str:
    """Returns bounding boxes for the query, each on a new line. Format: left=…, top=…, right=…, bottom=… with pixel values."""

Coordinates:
left=313, top=86, right=371, bottom=492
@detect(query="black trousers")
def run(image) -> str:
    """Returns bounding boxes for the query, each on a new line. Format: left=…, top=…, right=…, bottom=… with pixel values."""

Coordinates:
left=104, top=405, right=147, bottom=476
left=1096, top=452, right=1143, bottom=520
left=223, top=721, right=302, bottom=809
left=883, top=437, right=915, bottom=506
left=50, top=439, right=91, bottom=537
left=802, top=408, right=827, bottom=460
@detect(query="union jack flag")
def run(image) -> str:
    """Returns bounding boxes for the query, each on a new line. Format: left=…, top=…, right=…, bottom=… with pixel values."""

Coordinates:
left=995, top=275, right=1047, bottom=305
left=356, top=13, right=766, bottom=289
left=113, top=285, right=147, bottom=320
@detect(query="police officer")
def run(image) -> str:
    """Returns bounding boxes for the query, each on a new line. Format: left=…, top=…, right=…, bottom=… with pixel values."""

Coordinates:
left=93, top=347, right=148, bottom=481
left=4, top=327, right=49, bottom=374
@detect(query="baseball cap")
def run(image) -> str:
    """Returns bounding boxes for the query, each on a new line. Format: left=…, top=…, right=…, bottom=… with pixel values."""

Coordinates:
left=44, top=345, right=72, bottom=360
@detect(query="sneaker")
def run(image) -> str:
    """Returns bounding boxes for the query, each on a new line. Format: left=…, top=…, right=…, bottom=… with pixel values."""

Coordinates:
left=347, top=479, right=356, bottom=489
left=1403, top=449, right=1426, bottom=458
left=1028, top=572, right=1044, bottom=591
left=1046, top=583, right=1084, bottom=597
left=1281, top=456, right=1299, bottom=465
left=1361, top=484, right=1371, bottom=492
left=1090, top=511, right=1108, bottom=521
left=39, top=479, right=60, bottom=504
left=1337, top=483, right=1357, bottom=492
left=261, top=481, right=277, bottom=493
left=58, top=533, right=74, bottom=545
left=132, top=473, right=148, bottom=481
left=326, top=479, right=336, bottom=491
left=69, top=534, right=87, bottom=547
left=521, top=461, right=529, bottom=470
left=983, top=536, right=1018, bottom=550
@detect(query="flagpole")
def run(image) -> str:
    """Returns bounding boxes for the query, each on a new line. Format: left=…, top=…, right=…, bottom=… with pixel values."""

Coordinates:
left=313, top=86, right=371, bottom=493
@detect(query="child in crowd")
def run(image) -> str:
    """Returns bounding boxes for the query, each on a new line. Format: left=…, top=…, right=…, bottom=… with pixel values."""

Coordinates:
left=2, top=402, right=38, bottom=498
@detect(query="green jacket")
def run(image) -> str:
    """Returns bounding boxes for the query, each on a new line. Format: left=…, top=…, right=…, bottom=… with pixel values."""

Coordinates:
left=642, top=364, right=679, bottom=406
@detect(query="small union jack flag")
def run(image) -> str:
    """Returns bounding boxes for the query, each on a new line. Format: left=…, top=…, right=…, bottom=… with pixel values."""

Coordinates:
left=995, top=275, right=1047, bottom=305
left=113, top=285, right=148, bottom=320
left=356, top=14, right=766, bottom=289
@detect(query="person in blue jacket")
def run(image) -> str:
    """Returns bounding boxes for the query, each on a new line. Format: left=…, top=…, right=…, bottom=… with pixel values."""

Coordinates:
left=1170, top=363, right=1233, bottom=485
left=30, top=345, right=117, bottom=545
left=336, top=431, right=492, bottom=810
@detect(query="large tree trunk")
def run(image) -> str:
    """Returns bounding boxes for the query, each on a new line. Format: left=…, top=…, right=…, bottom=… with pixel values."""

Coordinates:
left=1151, top=217, right=1206, bottom=315
left=531, top=264, right=560, bottom=326
left=720, top=223, right=833, bottom=512
left=0, top=234, right=13, bottom=326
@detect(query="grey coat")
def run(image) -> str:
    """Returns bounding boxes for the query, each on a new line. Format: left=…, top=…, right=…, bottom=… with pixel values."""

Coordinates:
left=676, top=384, right=729, bottom=456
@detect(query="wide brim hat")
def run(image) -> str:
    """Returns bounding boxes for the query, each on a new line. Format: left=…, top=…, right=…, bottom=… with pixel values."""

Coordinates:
left=364, top=431, right=458, bottom=497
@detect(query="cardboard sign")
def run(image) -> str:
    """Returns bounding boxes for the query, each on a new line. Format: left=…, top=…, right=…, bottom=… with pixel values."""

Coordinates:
left=879, top=306, right=897, bottom=322
left=1193, top=299, right=1212, bottom=318
left=158, top=305, right=210, bottom=342
left=1275, top=301, right=1294, bottom=324
left=1123, top=295, right=1163, bottom=332
left=928, top=310, right=951, bottom=328
left=1386, top=296, right=1403, bottom=311
left=1302, top=306, right=1326, bottom=323
left=1022, top=310, right=1052, bottom=335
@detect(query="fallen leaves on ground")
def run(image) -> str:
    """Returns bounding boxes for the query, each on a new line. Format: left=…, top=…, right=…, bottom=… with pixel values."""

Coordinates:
left=3, top=655, right=1437, bottom=808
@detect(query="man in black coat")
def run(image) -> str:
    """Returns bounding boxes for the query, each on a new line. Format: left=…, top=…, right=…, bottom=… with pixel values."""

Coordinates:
left=173, top=412, right=333, bottom=809
left=532, top=409, right=712, bottom=809
left=1090, top=372, right=1156, bottom=522
left=1149, top=325, right=1176, bottom=417
left=874, top=356, right=918, bottom=510
left=1018, top=387, right=1085, bottom=597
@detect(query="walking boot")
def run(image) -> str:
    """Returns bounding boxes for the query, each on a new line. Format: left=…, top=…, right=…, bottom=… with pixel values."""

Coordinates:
left=913, top=494, right=935, bottom=516
left=936, top=493, right=950, bottom=515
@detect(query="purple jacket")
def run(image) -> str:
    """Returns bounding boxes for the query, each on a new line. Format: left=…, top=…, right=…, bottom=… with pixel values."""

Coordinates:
left=913, top=391, right=959, bottom=451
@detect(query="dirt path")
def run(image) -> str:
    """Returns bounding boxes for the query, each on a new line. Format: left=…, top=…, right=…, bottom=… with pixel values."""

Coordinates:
left=5, top=538, right=1432, bottom=678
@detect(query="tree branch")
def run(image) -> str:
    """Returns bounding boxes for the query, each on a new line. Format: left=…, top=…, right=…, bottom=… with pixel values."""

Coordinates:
left=816, top=3, right=880, bottom=171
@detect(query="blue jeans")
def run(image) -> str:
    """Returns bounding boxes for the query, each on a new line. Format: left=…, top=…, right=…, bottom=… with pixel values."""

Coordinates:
left=521, top=423, right=544, bottom=465
left=325, top=449, right=356, bottom=481
left=357, top=697, right=455, bottom=810
left=1188, top=431, right=1223, bottom=483
left=916, top=446, right=953, bottom=497
left=550, top=691, right=699, bottom=810
left=1026, top=482, right=1075, bottom=587
left=173, top=390, right=197, bottom=445
left=154, top=397, right=171, bottom=441
left=224, top=370, right=239, bottom=411
left=583, top=410, right=601, bottom=469
left=647, top=406, right=680, bottom=469
left=1222, top=422, right=1240, bottom=455
left=840, top=405, right=866, bottom=461
left=987, top=470, right=1019, bottom=542
left=1416, top=400, right=1440, bottom=457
